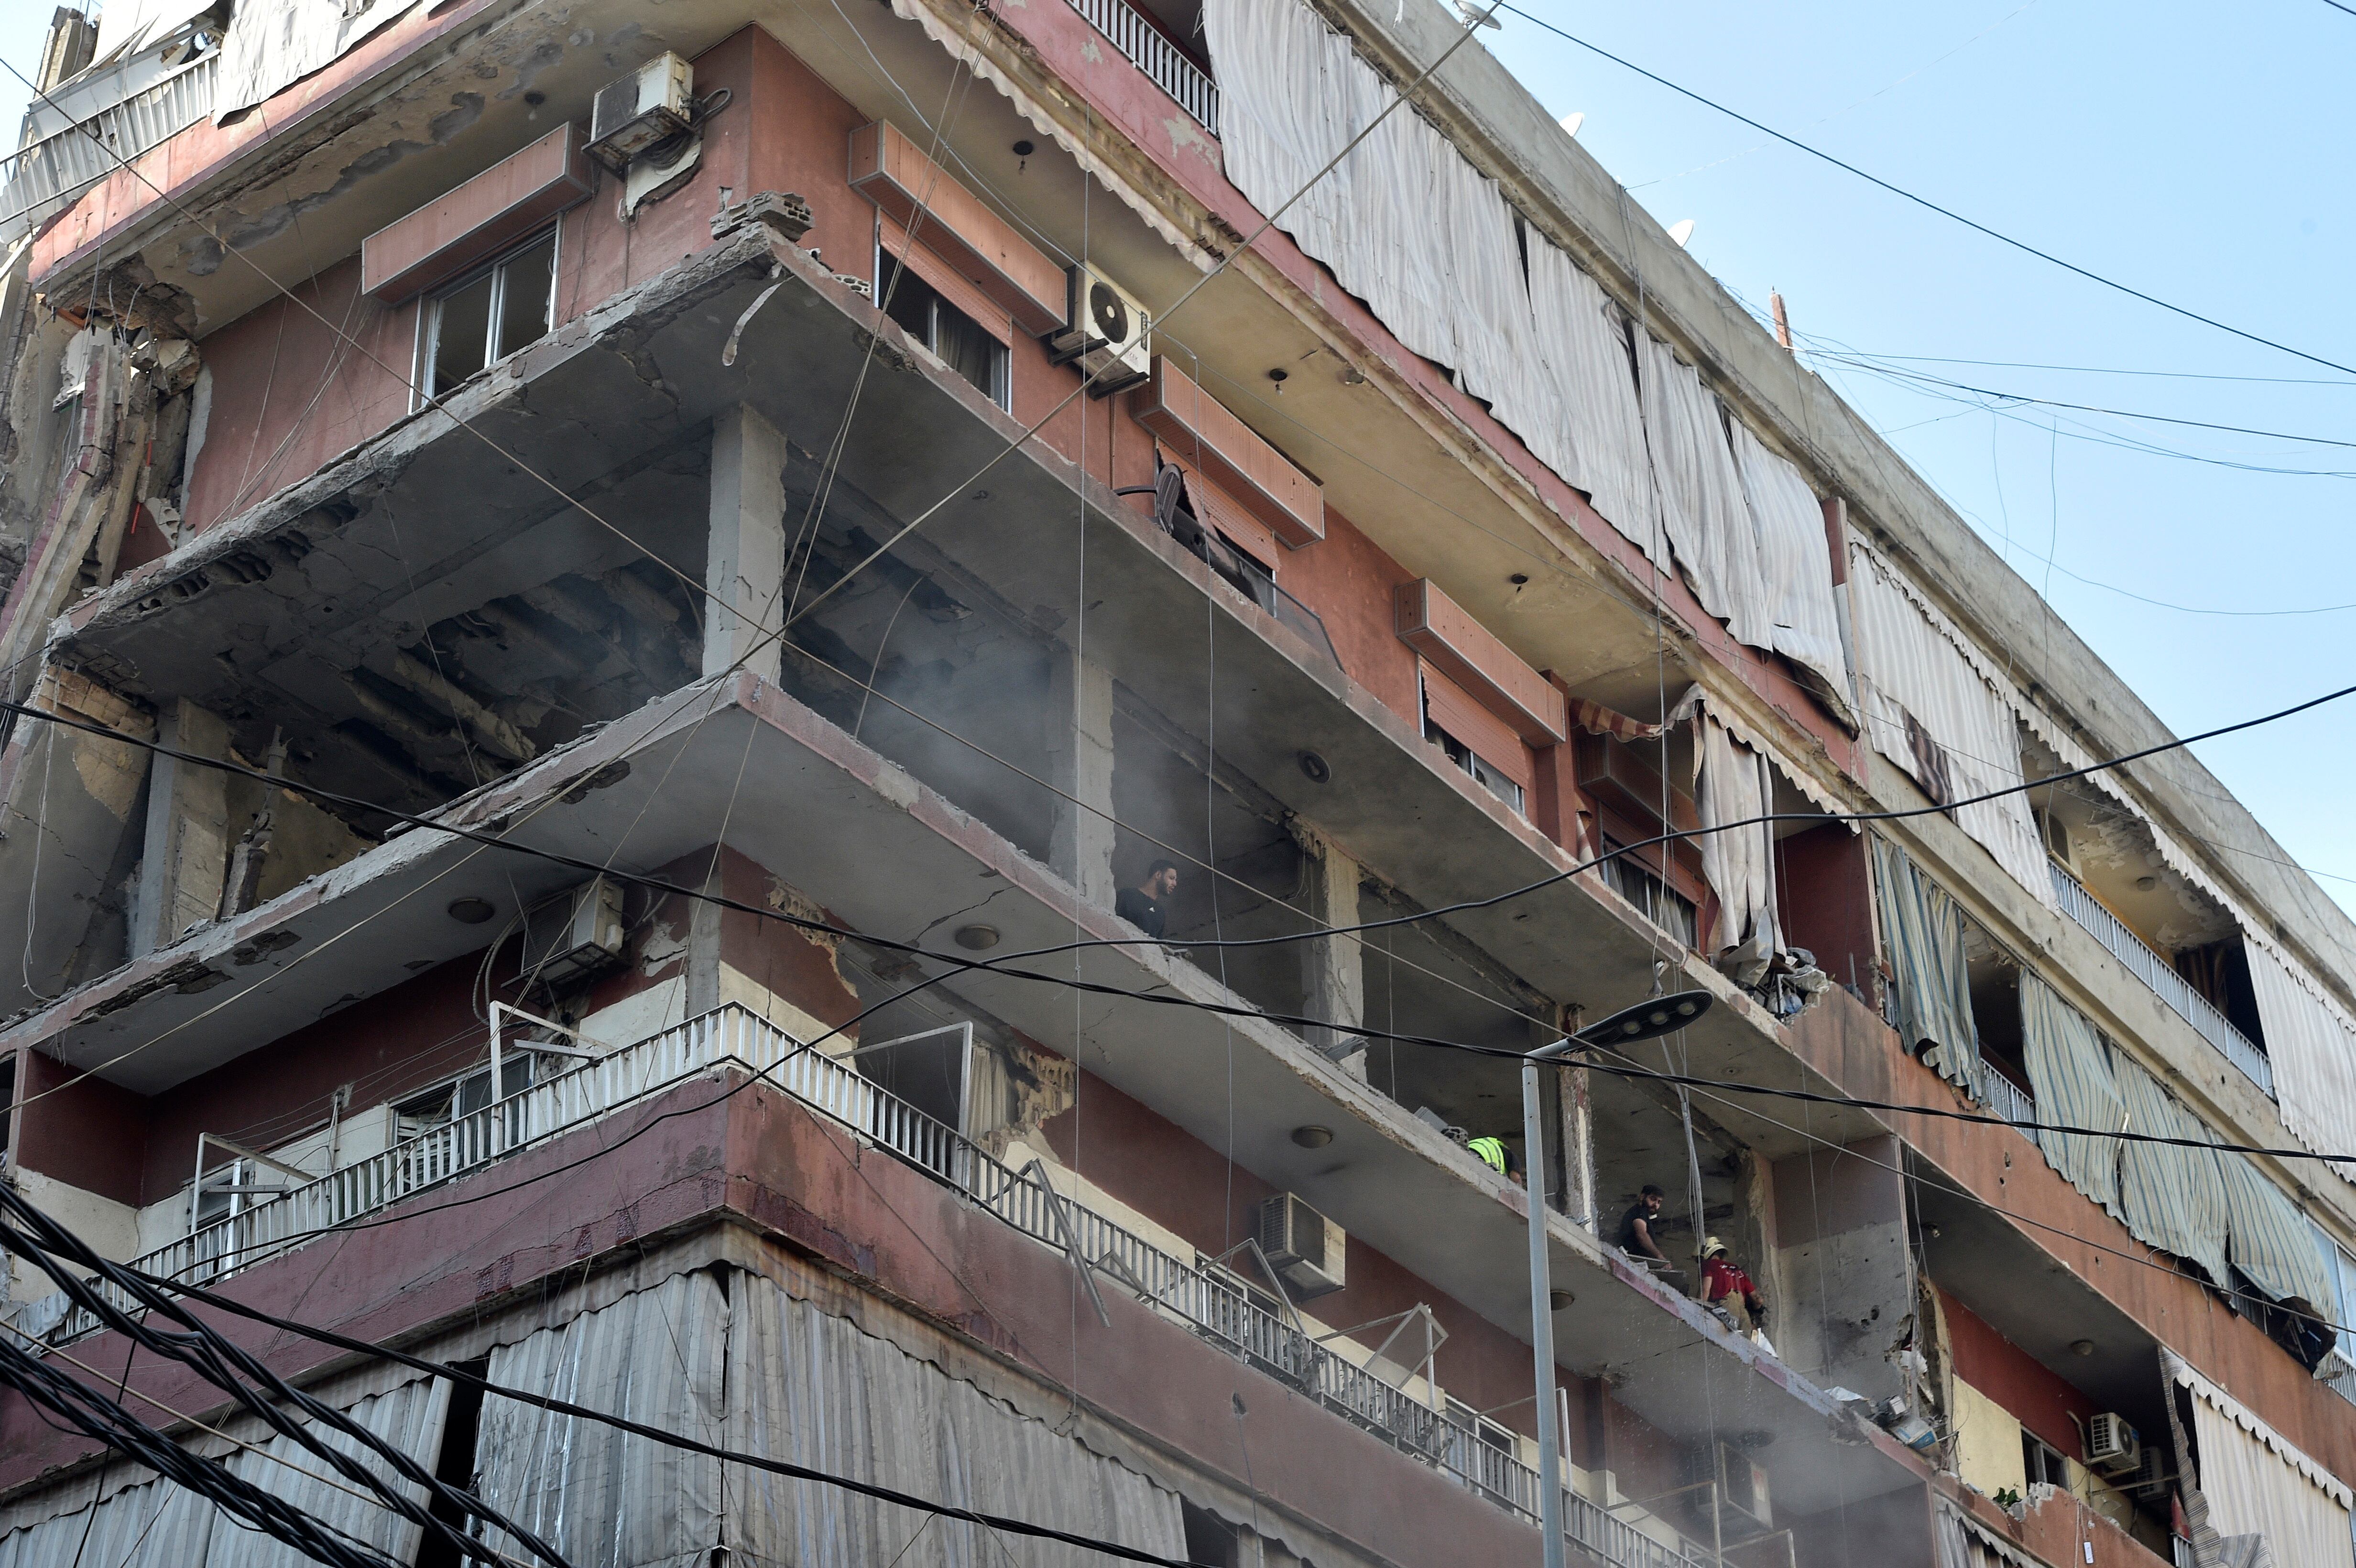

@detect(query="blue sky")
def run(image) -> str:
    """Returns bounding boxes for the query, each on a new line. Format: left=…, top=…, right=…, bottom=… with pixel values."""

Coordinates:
left=6, top=2, right=2354, bottom=920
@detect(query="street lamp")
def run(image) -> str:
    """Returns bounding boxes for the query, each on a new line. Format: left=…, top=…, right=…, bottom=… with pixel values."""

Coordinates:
left=1520, top=991, right=1712, bottom=1568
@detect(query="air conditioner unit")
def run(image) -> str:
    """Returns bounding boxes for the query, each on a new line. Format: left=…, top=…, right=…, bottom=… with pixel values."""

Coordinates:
left=2086, top=1412, right=2141, bottom=1478
left=1255, top=1192, right=1346, bottom=1300
left=587, top=53, right=694, bottom=171
left=517, top=877, right=626, bottom=988
left=2041, top=811, right=2076, bottom=875
left=1717, top=1441, right=1771, bottom=1530
left=2126, top=1439, right=2170, bottom=1499
left=1046, top=263, right=1151, bottom=396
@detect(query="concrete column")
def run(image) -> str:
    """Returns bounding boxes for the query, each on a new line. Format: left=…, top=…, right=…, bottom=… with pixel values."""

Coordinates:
left=1560, top=1058, right=1597, bottom=1231
left=1294, top=826, right=1366, bottom=1075
left=704, top=404, right=789, bottom=683
left=131, top=699, right=230, bottom=955
left=1043, top=650, right=1116, bottom=908
left=684, top=857, right=727, bottom=1018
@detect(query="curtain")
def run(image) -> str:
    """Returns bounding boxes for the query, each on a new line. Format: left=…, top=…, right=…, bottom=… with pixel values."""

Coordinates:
left=2173, top=1355, right=2354, bottom=1568
left=1728, top=420, right=1850, bottom=709
left=2244, top=937, right=2356, bottom=1190
left=724, top=1273, right=1188, bottom=1568
left=1870, top=836, right=1978, bottom=1089
left=1524, top=238, right=1652, bottom=554
left=2017, top=974, right=2124, bottom=1217
left=1636, top=335, right=1771, bottom=648
left=1692, top=712, right=1778, bottom=958
left=2219, top=1150, right=2337, bottom=1313
left=1444, top=180, right=1562, bottom=457
left=2111, top=1052, right=2233, bottom=1287
left=1846, top=545, right=2055, bottom=909
left=475, top=1271, right=730, bottom=1568
left=210, top=1376, right=452, bottom=1568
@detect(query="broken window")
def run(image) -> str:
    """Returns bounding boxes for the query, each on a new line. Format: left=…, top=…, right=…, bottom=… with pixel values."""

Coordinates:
left=423, top=229, right=557, bottom=400
left=2021, top=1429, right=2069, bottom=1489
left=1598, top=832, right=1697, bottom=947
left=882, top=268, right=1010, bottom=408
left=392, top=1056, right=534, bottom=1142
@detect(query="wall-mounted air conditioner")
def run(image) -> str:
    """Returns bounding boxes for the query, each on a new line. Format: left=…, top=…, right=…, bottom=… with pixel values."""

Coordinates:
left=1047, top=263, right=1151, bottom=396
left=587, top=53, right=694, bottom=171
left=1717, top=1441, right=1771, bottom=1530
left=2040, top=811, right=2076, bottom=876
left=1254, top=1192, right=1346, bottom=1299
left=2086, top=1412, right=2140, bottom=1478
left=518, top=877, right=626, bottom=988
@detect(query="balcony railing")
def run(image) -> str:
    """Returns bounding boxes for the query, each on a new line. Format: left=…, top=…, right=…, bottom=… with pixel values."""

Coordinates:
left=1, top=47, right=219, bottom=244
left=26, top=1003, right=1726, bottom=1568
left=1977, top=1065, right=2038, bottom=1150
left=1065, top=0, right=1220, bottom=134
left=2049, top=862, right=2273, bottom=1099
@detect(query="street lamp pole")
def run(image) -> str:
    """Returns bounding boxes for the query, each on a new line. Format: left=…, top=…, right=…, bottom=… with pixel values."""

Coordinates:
left=1519, top=991, right=1713, bottom=1568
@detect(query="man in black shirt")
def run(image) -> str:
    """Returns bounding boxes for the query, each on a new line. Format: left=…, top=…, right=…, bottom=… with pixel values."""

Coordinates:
left=1117, top=860, right=1179, bottom=938
left=1619, top=1185, right=1672, bottom=1270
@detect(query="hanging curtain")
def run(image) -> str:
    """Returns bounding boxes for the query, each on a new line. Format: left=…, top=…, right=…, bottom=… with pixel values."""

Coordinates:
left=1525, top=239, right=1652, bottom=552
left=1869, top=836, right=1978, bottom=1089
left=1691, top=711, right=1778, bottom=960
left=2218, top=1150, right=2337, bottom=1313
left=2017, top=974, right=2124, bottom=1217
left=1635, top=336, right=1771, bottom=648
left=1727, top=419, right=1850, bottom=712
left=2111, top=1051, right=2233, bottom=1287
left=2244, top=936, right=2356, bottom=1190
left=1846, top=545, right=2055, bottom=910
left=2169, top=1353, right=2354, bottom=1568
left=474, top=1271, right=730, bottom=1568
left=724, top=1273, right=1188, bottom=1568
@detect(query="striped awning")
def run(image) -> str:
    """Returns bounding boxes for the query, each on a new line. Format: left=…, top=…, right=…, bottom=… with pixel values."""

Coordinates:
left=2018, top=973, right=2125, bottom=1218
left=2219, top=1149, right=2336, bottom=1312
left=1870, top=836, right=1978, bottom=1090
left=2113, top=1051, right=2233, bottom=1288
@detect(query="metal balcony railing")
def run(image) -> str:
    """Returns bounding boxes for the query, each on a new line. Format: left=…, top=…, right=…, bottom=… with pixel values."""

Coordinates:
left=1064, top=0, right=1220, bottom=134
left=32, top=1003, right=1726, bottom=1568
left=1976, top=1066, right=2038, bottom=1149
left=2048, top=863, right=2273, bottom=1099
left=1, top=48, right=219, bottom=243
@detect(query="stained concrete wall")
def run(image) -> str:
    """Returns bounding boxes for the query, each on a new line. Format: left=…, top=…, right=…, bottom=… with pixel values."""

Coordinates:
left=1769, top=1134, right=1911, bottom=1403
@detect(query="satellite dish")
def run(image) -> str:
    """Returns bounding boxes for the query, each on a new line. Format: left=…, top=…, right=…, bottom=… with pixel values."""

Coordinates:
left=1667, top=219, right=1696, bottom=249
left=1558, top=111, right=1584, bottom=138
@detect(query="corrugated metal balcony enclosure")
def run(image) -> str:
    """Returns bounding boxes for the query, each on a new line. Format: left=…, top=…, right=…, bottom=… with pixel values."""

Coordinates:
left=17, top=1000, right=1743, bottom=1568
left=1, top=43, right=220, bottom=244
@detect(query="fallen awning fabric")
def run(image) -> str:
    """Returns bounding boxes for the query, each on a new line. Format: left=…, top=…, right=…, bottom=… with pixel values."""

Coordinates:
left=2217, top=1147, right=2336, bottom=1313
left=1870, top=835, right=1978, bottom=1090
left=1524, top=238, right=1651, bottom=550
left=1636, top=334, right=1770, bottom=651
left=2018, top=973, right=2124, bottom=1218
left=1728, top=419, right=1849, bottom=713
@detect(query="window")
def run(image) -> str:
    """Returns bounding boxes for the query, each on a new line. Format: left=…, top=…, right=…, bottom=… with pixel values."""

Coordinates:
left=1424, top=711, right=1525, bottom=816
left=1599, top=834, right=1698, bottom=947
left=880, top=267, right=1009, bottom=408
left=421, top=230, right=557, bottom=401
left=2022, top=1430, right=2070, bottom=1489
left=393, top=1056, right=535, bottom=1141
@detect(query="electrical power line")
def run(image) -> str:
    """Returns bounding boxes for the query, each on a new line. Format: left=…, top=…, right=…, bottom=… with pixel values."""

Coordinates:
left=1494, top=1, right=2356, bottom=378
left=1798, top=348, right=2356, bottom=389
left=0, top=1184, right=1212, bottom=1568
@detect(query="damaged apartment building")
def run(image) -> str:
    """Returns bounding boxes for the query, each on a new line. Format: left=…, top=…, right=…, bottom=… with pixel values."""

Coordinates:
left=0, top=0, right=2352, bottom=1564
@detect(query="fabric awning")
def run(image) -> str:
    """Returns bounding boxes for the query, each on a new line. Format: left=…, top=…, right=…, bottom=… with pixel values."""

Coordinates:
left=2112, top=1051, right=2233, bottom=1288
left=2169, top=1351, right=2353, bottom=1568
left=1728, top=419, right=1850, bottom=716
left=2218, top=1148, right=2336, bottom=1311
left=1870, top=836, right=1978, bottom=1088
left=2246, top=938, right=2356, bottom=1191
left=2018, top=973, right=2124, bottom=1217
left=1636, top=335, right=1769, bottom=650
left=1523, top=239, right=1651, bottom=550
left=1688, top=708, right=1778, bottom=957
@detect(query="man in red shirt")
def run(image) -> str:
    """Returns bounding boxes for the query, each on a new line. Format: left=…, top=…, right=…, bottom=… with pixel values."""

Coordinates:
left=1700, top=1236, right=1767, bottom=1335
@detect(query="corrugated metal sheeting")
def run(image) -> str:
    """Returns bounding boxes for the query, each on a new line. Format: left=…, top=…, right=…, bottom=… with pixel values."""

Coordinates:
left=1202, top=0, right=1851, bottom=689
left=2018, top=973, right=2126, bottom=1219
left=1870, top=836, right=1978, bottom=1089
left=0, top=1374, right=446, bottom=1568
left=1846, top=545, right=2053, bottom=909
left=725, top=1271, right=1187, bottom=1568
left=2245, top=937, right=2356, bottom=1191
left=475, top=1270, right=729, bottom=1568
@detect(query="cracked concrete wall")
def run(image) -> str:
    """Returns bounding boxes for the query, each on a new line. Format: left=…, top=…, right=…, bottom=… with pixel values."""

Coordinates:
left=1770, top=1135, right=1912, bottom=1403
left=0, top=666, right=156, bottom=1014
left=131, top=698, right=233, bottom=956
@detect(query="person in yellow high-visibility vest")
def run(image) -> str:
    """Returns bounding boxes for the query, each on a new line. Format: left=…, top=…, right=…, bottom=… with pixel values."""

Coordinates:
left=1466, top=1136, right=1523, bottom=1187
